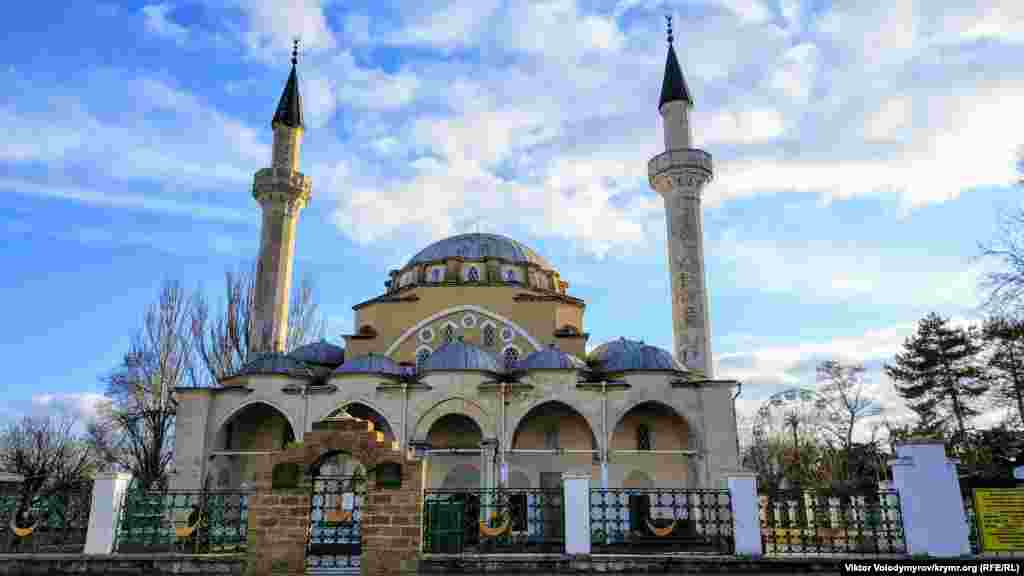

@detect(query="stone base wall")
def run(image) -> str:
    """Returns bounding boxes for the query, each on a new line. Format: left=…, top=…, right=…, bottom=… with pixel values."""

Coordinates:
left=0, top=554, right=245, bottom=576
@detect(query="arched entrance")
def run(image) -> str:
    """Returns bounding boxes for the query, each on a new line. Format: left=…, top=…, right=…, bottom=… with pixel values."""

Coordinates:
left=610, top=401, right=693, bottom=488
left=211, top=402, right=295, bottom=489
left=425, top=413, right=483, bottom=490
left=307, top=450, right=366, bottom=575
left=325, top=402, right=393, bottom=437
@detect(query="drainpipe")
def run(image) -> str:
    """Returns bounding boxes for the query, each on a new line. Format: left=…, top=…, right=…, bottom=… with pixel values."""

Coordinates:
left=732, top=382, right=742, bottom=462
left=401, top=382, right=409, bottom=455
left=602, top=380, right=609, bottom=489
left=500, top=382, right=507, bottom=487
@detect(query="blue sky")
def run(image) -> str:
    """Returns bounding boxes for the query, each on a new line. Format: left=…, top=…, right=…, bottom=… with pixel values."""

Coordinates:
left=1, top=0, right=1022, bottom=439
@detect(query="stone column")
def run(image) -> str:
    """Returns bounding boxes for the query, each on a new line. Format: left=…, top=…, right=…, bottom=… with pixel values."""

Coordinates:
left=170, top=388, right=212, bottom=491
left=84, top=472, right=133, bottom=555
left=562, top=471, right=591, bottom=555
left=889, top=439, right=971, bottom=557
left=725, top=471, right=761, bottom=557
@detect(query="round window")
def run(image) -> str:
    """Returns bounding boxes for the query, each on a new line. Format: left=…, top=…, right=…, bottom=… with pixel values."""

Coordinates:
left=461, top=314, right=477, bottom=328
left=419, top=328, right=434, bottom=343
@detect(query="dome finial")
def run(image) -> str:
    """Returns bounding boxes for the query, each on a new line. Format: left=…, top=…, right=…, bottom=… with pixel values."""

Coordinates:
left=291, top=38, right=300, bottom=67
left=666, top=15, right=673, bottom=45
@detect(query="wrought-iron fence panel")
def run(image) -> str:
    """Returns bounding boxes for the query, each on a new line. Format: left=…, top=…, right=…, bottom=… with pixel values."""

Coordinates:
left=423, top=489, right=564, bottom=554
left=589, top=488, right=733, bottom=554
left=114, top=488, right=250, bottom=553
left=0, top=482, right=92, bottom=553
left=307, top=474, right=365, bottom=574
left=759, top=489, right=905, bottom=555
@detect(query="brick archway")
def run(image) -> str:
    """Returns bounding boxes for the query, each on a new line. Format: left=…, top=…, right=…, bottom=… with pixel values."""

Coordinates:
left=246, top=416, right=423, bottom=576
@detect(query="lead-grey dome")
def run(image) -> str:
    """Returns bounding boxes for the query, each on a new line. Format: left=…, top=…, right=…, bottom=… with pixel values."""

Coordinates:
left=407, top=233, right=552, bottom=270
left=518, top=345, right=587, bottom=371
left=590, top=338, right=686, bottom=373
left=332, top=353, right=403, bottom=377
left=289, top=340, right=345, bottom=367
left=234, top=352, right=314, bottom=379
left=421, top=339, right=502, bottom=373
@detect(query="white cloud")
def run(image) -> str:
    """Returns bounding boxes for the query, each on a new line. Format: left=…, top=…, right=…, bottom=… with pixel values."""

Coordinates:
left=235, top=0, right=336, bottom=62
left=31, top=393, right=108, bottom=423
left=391, top=0, right=502, bottom=52
left=704, top=107, right=785, bottom=144
left=712, top=230, right=990, bottom=308
left=713, top=0, right=771, bottom=24
left=769, top=43, right=818, bottom=104
left=864, top=96, right=911, bottom=141
left=0, top=178, right=254, bottom=224
left=142, top=3, right=189, bottom=46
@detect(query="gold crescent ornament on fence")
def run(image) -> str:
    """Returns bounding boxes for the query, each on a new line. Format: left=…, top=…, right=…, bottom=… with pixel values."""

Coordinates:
left=479, top=512, right=511, bottom=538
left=646, top=518, right=677, bottom=538
left=11, top=520, right=36, bottom=538
left=173, top=509, right=202, bottom=539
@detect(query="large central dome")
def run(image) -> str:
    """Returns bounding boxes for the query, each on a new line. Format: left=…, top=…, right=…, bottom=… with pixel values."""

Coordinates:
left=407, top=233, right=552, bottom=270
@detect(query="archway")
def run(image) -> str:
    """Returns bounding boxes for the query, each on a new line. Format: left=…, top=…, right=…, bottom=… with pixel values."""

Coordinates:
left=510, top=400, right=599, bottom=486
left=210, top=402, right=295, bottom=489
left=610, top=401, right=692, bottom=488
left=325, top=402, right=393, bottom=437
left=308, top=450, right=366, bottom=573
left=426, top=413, right=483, bottom=490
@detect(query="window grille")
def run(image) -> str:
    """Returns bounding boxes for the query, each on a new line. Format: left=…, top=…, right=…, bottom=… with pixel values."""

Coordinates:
left=483, top=325, right=496, bottom=347
left=467, top=267, right=480, bottom=282
left=638, top=424, right=652, bottom=451
left=443, top=325, right=455, bottom=343
left=503, top=346, right=519, bottom=369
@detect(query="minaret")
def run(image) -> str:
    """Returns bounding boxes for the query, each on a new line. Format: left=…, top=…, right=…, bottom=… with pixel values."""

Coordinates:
left=649, top=17, right=714, bottom=377
left=251, top=40, right=313, bottom=353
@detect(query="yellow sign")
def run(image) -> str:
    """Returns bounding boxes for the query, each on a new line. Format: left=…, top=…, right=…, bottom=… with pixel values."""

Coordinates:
left=974, top=488, right=1024, bottom=552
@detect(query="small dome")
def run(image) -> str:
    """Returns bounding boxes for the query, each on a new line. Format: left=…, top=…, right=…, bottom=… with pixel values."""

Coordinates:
left=289, top=340, right=345, bottom=367
left=235, top=352, right=314, bottom=379
left=407, top=233, right=552, bottom=270
left=589, top=338, right=686, bottom=373
left=518, top=345, right=586, bottom=371
left=332, top=353, right=403, bottom=377
left=421, top=339, right=502, bottom=373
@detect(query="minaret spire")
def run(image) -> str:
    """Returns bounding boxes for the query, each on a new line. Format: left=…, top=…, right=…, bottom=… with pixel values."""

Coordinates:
left=273, top=39, right=304, bottom=130
left=659, top=15, right=692, bottom=110
left=251, top=42, right=313, bottom=353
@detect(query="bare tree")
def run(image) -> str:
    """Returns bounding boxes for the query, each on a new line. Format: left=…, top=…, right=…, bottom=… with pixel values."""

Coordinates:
left=981, top=316, right=1024, bottom=426
left=0, top=413, right=97, bottom=510
left=192, top=265, right=327, bottom=385
left=89, top=280, right=197, bottom=490
left=815, top=360, right=882, bottom=451
left=979, top=206, right=1024, bottom=316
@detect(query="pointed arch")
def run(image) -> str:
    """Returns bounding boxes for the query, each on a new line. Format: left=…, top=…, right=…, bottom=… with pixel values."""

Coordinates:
left=508, top=399, right=600, bottom=454
left=412, top=397, right=492, bottom=442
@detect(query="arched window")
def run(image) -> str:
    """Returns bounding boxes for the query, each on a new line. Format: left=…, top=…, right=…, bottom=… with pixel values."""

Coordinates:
left=505, top=269, right=516, bottom=282
left=503, top=346, right=520, bottom=369
left=443, top=324, right=455, bottom=343
left=637, top=424, right=652, bottom=451
left=467, top=266, right=480, bottom=282
left=416, top=348, right=431, bottom=370
left=483, top=324, right=496, bottom=348
left=431, top=268, right=442, bottom=282
left=544, top=423, right=559, bottom=450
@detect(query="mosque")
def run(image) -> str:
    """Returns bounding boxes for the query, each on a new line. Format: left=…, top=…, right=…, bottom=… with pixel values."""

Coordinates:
left=170, top=25, right=741, bottom=495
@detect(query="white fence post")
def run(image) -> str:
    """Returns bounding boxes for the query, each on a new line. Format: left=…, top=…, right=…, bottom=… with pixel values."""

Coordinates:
left=889, top=439, right=970, bottom=557
left=562, top=471, right=591, bottom=555
left=84, top=472, right=133, bottom=555
left=726, top=470, right=762, bottom=557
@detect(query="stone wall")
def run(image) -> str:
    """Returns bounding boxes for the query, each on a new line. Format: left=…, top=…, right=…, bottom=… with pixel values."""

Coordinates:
left=246, top=415, right=420, bottom=576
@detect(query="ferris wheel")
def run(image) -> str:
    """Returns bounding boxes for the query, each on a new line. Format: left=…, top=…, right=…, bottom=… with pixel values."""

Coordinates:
left=752, top=387, right=829, bottom=443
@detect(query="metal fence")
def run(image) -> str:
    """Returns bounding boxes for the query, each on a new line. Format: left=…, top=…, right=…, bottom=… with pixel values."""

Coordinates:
left=0, top=483, right=93, bottom=554
left=423, top=489, right=564, bottom=554
left=589, top=488, right=734, bottom=554
left=114, top=488, right=251, bottom=553
left=760, top=489, right=905, bottom=555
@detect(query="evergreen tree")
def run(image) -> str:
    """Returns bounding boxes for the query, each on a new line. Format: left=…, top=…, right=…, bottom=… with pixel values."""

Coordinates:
left=982, top=316, right=1024, bottom=426
left=884, top=313, right=989, bottom=451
